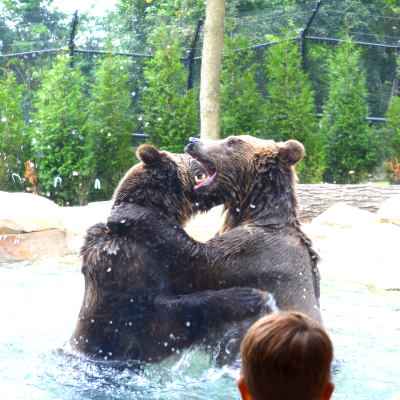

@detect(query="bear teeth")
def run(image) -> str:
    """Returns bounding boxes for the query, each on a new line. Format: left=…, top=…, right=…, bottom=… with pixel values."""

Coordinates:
left=195, top=175, right=207, bottom=183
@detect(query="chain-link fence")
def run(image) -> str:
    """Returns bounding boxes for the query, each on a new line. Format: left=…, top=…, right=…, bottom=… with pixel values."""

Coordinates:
left=1, top=1, right=400, bottom=127
left=1, top=0, right=400, bottom=201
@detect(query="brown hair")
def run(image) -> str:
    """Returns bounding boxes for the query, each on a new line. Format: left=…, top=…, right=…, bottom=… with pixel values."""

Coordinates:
left=241, top=312, right=333, bottom=400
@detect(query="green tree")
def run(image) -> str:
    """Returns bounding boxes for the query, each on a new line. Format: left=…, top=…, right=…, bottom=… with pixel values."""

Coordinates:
left=386, top=94, right=400, bottom=155
left=0, top=63, right=30, bottom=191
left=88, top=39, right=136, bottom=200
left=264, top=30, right=325, bottom=183
left=31, top=53, right=95, bottom=206
left=220, top=24, right=265, bottom=138
left=321, top=35, right=383, bottom=184
left=385, top=92, right=400, bottom=184
left=116, top=0, right=270, bottom=17
left=141, top=27, right=199, bottom=153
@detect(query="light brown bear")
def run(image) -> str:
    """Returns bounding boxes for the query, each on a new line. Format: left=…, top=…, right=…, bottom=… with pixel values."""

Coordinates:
left=108, top=136, right=322, bottom=362
left=70, top=144, right=269, bottom=363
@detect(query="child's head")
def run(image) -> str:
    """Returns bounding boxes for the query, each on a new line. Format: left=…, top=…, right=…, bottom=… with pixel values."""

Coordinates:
left=238, top=311, right=334, bottom=400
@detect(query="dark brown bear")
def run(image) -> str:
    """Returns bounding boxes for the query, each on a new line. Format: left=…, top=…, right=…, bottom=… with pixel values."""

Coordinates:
left=108, top=136, right=322, bottom=362
left=70, top=144, right=269, bottom=363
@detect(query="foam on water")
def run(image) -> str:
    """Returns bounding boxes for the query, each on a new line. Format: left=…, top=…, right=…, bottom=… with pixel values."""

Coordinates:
left=0, top=257, right=399, bottom=400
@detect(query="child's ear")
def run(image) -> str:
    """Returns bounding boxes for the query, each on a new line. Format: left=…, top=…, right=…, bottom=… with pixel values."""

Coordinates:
left=237, top=377, right=253, bottom=400
left=277, top=140, right=305, bottom=166
left=320, top=381, right=335, bottom=400
left=137, top=145, right=163, bottom=165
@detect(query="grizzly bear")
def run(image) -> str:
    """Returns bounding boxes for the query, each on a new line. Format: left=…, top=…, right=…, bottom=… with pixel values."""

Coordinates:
left=108, top=136, right=322, bottom=362
left=70, top=144, right=269, bottom=363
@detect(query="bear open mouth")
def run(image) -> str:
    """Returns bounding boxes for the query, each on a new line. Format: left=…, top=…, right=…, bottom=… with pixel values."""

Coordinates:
left=194, top=157, right=217, bottom=189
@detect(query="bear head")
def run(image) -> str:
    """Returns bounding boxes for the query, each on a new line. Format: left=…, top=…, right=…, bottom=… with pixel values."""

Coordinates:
left=111, top=144, right=219, bottom=227
left=185, top=136, right=305, bottom=232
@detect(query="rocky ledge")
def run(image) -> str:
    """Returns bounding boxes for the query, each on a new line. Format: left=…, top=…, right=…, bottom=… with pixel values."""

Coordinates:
left=1, top=191, right=399, bottom=290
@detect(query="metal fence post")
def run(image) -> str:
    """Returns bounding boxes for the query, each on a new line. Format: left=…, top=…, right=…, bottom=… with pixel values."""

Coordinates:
left=300, top=0, right=322, bottom=73
left=68, top=10, right=79, bottom=67
left=299, top=29, right=305, bottom=71
left=186, top=50, right=193, bottom=90
left=395, top=40, right=400, bottom=97
left=185, top=18, right=203, bottom=91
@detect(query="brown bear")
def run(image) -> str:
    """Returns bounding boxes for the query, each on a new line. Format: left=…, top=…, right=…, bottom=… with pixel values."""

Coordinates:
left=69, top=144, right=269, bottom=363
left=107, top=136, right=322, bottom=362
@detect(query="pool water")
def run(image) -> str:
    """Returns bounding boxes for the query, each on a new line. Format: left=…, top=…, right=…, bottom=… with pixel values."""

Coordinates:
left=0, top=257, right=399, bottom=400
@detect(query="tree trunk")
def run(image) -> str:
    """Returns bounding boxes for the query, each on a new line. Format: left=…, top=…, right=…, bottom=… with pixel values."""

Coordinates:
left=200, top=0, right=226, bottom=140
left=297, top=184, right=400, bottom=221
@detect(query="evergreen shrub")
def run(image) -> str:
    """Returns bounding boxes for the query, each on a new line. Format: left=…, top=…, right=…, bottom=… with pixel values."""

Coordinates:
left=220, top=21, right=265, bottom=138
left=385, top=94, right=400, bottom=184
left=141, top=26, right=199, bottom=154
left=264, top=30, right=325, bottom=183
left=321, top=34, right=383, bottom=184
left=88, top=39, right=136, bottom=201
left=30, top=53, right=94, bottom=206
left=0, top=63, right=30, bottom=192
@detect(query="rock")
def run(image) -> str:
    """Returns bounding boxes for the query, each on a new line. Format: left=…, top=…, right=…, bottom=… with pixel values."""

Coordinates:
left=0, top=195, right=113, bottom=259
left=185, top=205, right=224, bottom=242
left=0, top=191, right=62, bottom=233
left=0, top=229, right=69, bottom=262
left=303, top=222, right=400, bottom=290
left=377, top=194, right=400, bottom=227
left=311, top=202, right=379, bottom=228
left=60, top=201, right=112, bottom=253
left=389, top=391, right=400, bottom=400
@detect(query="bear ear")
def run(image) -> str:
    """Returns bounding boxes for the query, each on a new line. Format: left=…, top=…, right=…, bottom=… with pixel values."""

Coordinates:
left=277, top=140, right=305, bottom=166
left=255, top=140, right=279, bottom=171
left=137, top=145, right=163, bottom=165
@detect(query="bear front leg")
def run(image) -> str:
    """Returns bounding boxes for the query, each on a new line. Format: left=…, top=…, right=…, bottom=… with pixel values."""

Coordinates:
left=107, top=202, right=209, bottom=273
left=154, top=288, right=269, bottom=338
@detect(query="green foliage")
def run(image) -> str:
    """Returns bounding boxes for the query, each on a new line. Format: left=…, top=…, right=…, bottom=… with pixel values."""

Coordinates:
left=31, top=53, right=95, bottom=206
left=141, top=27, right=199, bottom=153
left=116, top=0, right=204, bottom=16
left=0, top=1, right=69, bottom=54
left=321, top=35, right=383, bottom=184
left=88, top=39, right=136, bottom=200
left=1, top=0, right=53, bottom=13
left=117, top=0, right=273, bottom=17
left=385, top=92, right=400, bottom=184
left=0, top=63, right=29, bottom=191
left=306, top=42, right=336, bottom=115
left=386, top=94, right=400, bottom=155
left=220, top=24, right=265, bottom=138
left=264, top=30, right=325, bottom=183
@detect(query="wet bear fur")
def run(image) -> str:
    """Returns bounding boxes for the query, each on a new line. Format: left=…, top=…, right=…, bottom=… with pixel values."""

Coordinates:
left=108, top=136, right=323, bottom=363
left=70, top=144, right=269, bottom=363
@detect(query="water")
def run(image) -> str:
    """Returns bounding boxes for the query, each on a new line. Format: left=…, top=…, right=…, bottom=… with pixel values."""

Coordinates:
left=0, top=257, right=399, bottom=400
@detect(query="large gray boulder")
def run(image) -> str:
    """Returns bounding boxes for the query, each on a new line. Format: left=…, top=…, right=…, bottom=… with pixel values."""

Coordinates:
left=61, top=201, right=112, bottom=253
left=185, top=205, right=224, bottom=242
left=304, top=222, right=400, bottom=290
left=0, top=192, right=112, bottom=260
left=311, top=202, right=379, bottom=228
left=0, top=229, right=69, bottom=262
left=0, top=191, right=62, bottom=234
left=378, top=194, right=400, bottom=227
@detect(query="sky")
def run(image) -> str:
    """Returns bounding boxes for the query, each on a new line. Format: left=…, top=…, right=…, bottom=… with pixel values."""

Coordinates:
left=50, top=0, right=117, bottom=15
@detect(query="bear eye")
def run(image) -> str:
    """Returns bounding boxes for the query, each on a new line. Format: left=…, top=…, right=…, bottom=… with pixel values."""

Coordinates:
left=227, top=140, right=236, bottom=147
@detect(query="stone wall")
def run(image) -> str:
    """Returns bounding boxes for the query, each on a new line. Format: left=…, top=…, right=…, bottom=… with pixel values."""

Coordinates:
left=2, top=186, right=400, bottom=264
left=297, top=184, right=400, bottom=221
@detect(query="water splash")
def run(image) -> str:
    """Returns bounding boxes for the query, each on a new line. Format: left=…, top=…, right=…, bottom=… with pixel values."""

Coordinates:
left=0, top=260, right=398, bottom=400
left=12, top=173, right=22, bottom=183
left=54, top=177, right=62, bottom=188
left=266, top=293, right=279, bottom=313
